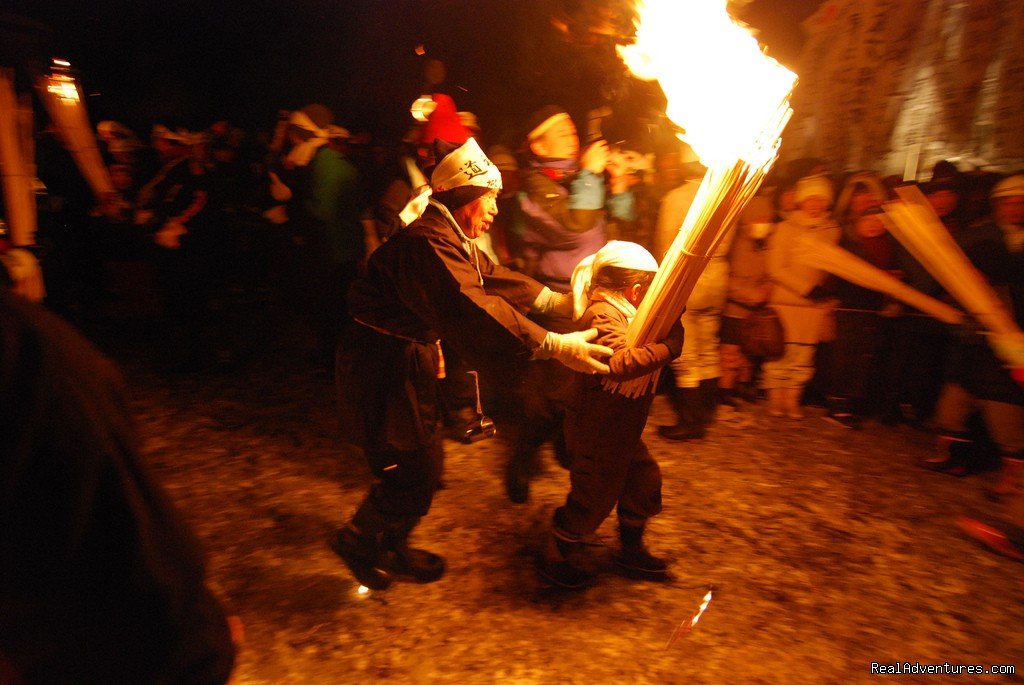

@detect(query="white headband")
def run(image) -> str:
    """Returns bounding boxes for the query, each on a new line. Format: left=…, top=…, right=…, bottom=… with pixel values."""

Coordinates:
left=399, top=138, right=502, bottom=226
left=527, top=112, right=571, bottom=141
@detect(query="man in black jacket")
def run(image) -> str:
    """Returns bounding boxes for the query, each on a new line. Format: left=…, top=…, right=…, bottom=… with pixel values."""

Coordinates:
left=334, top=138, right=613, bottom=590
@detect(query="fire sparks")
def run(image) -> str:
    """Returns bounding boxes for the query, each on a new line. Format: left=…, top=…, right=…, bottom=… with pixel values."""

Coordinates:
left=617, top=0, right=796, bottom=169
left=665, top=586, right=715, bottom=648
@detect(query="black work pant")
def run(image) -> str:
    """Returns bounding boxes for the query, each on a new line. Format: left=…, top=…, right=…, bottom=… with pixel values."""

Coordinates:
left=360, top=440, right=444, bottom=527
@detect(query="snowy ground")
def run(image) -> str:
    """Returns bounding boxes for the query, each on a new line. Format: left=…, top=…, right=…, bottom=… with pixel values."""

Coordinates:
left=101, top=314, right=1024, bottom=685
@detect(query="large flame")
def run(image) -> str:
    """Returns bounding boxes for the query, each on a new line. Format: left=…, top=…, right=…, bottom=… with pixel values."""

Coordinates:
left=618, top=0, right=796, bottom=169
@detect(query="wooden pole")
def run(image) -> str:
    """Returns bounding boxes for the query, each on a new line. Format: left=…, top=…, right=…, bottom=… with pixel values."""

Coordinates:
left=35, top=70, right=114, bottom=200
left=0, top=68, right=38, bottom=247
left=882, top=185, right=1024, bottom=368
left=792, top=234, right=964, bottom=324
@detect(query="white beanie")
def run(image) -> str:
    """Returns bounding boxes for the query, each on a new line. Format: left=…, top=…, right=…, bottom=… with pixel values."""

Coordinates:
left=794, top=174, right=834, bottom=206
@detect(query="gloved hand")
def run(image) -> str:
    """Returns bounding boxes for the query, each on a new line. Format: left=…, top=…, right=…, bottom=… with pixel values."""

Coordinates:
left=662, top=319, right=685, bottom=358
left=533, top=328, right=613, bottom=374
left=530, top=287, right=574, bottom=318
left=0, top=248, right=45, bottom=303
left=154, top=221, right=187, bottom=249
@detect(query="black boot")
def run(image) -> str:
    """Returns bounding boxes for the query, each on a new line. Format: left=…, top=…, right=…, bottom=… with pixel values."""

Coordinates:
left=536, top=529, right=595, bottom=589
left=505, top=446, right=533, bottom=504
left=381, top=519, right=446, bottom=583
left=921, top=431, right=973, bottom=476
left=719, top=386, right=740, bottom=409
left=824, top=396, right=861, bottom=429
left=613, top=521, right=669, bottom=580
left=330, top=501, right=392, bottom=590
left=699, top=378, right=720, bottom=427
left=658, top=387, right=706, bottom=441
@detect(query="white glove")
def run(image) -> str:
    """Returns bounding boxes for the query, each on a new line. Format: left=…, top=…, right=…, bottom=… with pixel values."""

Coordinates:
left=154, top=221, right=188, bottom=249
left=1, top=248, right=45, bottom=303
left=530, top=287, right=574, bottom=317
left=533, top=328, right=613, bottom=374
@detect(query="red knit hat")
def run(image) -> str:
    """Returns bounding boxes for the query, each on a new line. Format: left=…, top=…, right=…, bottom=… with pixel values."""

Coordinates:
left=420, top=94, right=470, bottom=146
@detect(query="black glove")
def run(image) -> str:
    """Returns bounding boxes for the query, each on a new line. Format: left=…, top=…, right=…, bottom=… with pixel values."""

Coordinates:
left=662, top=319, right=685, bottom=358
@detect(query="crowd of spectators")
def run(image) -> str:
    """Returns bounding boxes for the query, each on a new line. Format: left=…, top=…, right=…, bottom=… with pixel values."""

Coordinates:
left=3, top=91, right=1023, bottom=619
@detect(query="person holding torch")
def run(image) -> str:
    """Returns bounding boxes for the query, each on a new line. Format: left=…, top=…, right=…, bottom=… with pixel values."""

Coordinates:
left=537, top=241, right=684, bottom=589
left=333, top=138, right=613, bottom=591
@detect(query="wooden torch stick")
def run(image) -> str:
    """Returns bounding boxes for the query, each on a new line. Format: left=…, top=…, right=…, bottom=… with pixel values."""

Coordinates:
left=0, top=68, right=38, bottom=247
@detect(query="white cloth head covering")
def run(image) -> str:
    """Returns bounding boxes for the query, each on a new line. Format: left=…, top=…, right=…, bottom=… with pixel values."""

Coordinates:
left=398, top=137, right=502, bottom=227
left=285, top=110, right=330, bottom=167
left=794, top=174, right=834, bottom=206
left=570, top=240, right=658, bottom=320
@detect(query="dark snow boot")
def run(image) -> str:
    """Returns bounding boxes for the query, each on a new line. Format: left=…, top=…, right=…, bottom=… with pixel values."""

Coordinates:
left=699, top=378, right=720, bottom=426
left=505, top=448, right=532, bottom=504
left=922, top=431, right=973, bottom=477
left=986, top=455, right=1024, bottom=502
left=658, top=387, right=706, bottom=441
left=613, top=522, right=669, bottom=580
left=536, top=530, right=595, bottom=589
left=330, top=523, right=392, bottom=591
left=381, top=519, right=446, bottom=583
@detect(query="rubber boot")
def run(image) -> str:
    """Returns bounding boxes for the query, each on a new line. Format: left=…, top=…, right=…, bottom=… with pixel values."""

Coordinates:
left=824, top=396, right=861, bottom=429
left=381, top=518, right=446, bottom=583
left=987, top=456, right=1024, bottom=502
left=331, top=501, right=392, bottom=590
left=699, top=378, right=720, bottom=427
left=660, top=383, right=687, bottom=428
left=719, top=385, right=740, bottom=409
left=613, top=521, right=669, bottom=580
left=736, top=380, right=759, bottom=404
left=658, top=387, right=706, bottom=441
left=505, top=445, right=533, bottom=504
left=536, top=529, right=595, bottom=589
left=921, top=431, right=972, bottom=476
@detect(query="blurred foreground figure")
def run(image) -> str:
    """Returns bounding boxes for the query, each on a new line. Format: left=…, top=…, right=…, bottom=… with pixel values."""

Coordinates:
left=762, top=174, right=841, bottom=419
left=926, top=175, right=1024, bottom=496
left=0, top=287, right=235, bottom=684
left=334, top=138, right=612, bottom=591
left=503, top=105, right=630, bottom=503
left=538, top=242, right=684, bottom=589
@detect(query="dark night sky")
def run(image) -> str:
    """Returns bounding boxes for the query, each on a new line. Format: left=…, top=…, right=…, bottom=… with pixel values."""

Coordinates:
left=2, top=0, right=822, bottom=144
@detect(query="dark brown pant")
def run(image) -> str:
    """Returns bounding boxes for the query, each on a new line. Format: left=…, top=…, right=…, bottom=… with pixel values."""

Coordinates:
left=556, top=440, right=662, bottom=537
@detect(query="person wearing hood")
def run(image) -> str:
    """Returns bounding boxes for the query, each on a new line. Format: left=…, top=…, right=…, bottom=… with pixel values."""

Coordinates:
left=333, top=138, right=613, bottom=591
left=538, top=241, right=684, bottom=589
left=762, top=174, right=842, bottom=419
left=273, top=105, right=367, bottom=373
left=719, top=195, right=776, bottom=407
